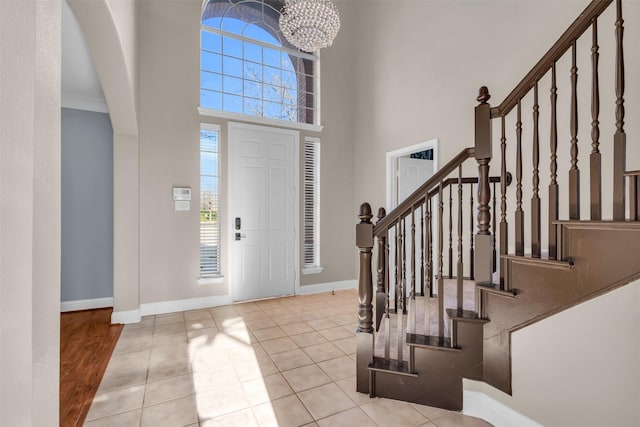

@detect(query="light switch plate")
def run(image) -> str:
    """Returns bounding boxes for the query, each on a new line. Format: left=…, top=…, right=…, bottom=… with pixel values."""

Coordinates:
left=175, top=200, right=190, bottom=211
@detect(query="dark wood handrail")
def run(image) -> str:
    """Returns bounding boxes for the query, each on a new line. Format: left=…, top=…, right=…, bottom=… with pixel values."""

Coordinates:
left=490, top=0, right=613, bottom=119
left=374, top=147, right=475, bottom=235
left=425, top=173, right=512, bottom=201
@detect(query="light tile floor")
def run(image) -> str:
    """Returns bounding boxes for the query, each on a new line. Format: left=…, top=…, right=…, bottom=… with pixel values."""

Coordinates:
left=84, top=289, right=492, bottom=427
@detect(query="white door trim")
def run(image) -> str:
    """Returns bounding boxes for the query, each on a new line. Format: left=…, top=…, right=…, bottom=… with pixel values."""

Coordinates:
left=386, top=138, right=439, bottom=210
left=227, top=121, right=300, bottom=302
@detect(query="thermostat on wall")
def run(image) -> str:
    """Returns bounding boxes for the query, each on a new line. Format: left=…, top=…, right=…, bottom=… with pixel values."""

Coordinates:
left=173, top=187, right=192, bottom=201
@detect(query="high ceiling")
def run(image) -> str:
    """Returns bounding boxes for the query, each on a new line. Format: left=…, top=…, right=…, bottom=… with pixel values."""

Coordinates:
left=62, top=0, right=108, bottom=113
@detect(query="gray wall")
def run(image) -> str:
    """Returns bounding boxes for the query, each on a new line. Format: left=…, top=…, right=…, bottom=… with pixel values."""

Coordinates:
left=61, top=107, right=114, bottom=301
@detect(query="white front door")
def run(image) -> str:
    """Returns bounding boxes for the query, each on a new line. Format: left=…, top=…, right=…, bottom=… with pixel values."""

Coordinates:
left=228, top=122, right=298, bottom=302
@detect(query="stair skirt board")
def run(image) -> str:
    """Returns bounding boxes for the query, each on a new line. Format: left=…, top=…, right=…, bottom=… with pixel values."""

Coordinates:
left=463, top=388, right=543, bottom=427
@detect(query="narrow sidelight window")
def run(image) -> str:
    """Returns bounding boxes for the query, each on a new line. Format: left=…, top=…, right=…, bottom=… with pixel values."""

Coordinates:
left=303, top=137, right=321, bottom=272
left=200, top=124, right=221, bottom=277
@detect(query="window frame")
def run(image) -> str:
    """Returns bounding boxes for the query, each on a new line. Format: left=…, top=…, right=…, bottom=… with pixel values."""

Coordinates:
left=199, top=123, right=223, bottom=283
left=199, top=0, right=321, bottom=129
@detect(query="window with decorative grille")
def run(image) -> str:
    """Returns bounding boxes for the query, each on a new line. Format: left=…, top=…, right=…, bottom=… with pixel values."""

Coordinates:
left=200, top=124, right=221, bottom=277
left=200, top=0, right=317, bottom=125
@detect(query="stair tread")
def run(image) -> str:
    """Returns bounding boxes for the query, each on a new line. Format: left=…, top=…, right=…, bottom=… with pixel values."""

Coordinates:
left=552, top=220, right=640, bottom=229
left=406, top=334, right=461, bottom=352
left=368, top=356, right=418, bottom=377
left=445, top=308, right=489, bottom=323
left=477, top=283, right=517, bottom=298
left=501, top=254, right=574, bottom=269
left=624, top=170, right=640, bottom=176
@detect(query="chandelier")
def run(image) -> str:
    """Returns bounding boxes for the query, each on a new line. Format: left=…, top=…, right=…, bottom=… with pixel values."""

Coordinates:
left=279, top=0, right=340, bottom=53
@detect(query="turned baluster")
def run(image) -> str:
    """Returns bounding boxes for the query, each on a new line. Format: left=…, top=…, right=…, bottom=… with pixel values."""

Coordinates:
left=438, top=181, right=445, bottom=338
left=457, top=166, right=464, bottom=311
left=515, top=99, right=524, bottom=256
left=384, top=227, right=391, bottom=363
left=448, top=186, right=453, bottom=278
left=590, top=17, right=602, bottom=220
left=532, top=81, right=541, bottom=257
left=613, top=0, right=626, bottom=220
left=397, top=219, right=405, bottom=363
left=375, top=208, right=386, bottom=331
left=420, top=203, right=425, bottom=296
left=409, top=209, right=416, bottom=334
left=402, top=217, right=407, bottom=315
left=492, top=181, right=497, bottom=271
left=469, top=183, right=474, bottom=280
left=500, top=116, right=508, bottom=287
left=427, top=197, right=433, bottom=297
left=549, top=62, right=559, bottom=259
left=569, top=40, right=580, bottom=220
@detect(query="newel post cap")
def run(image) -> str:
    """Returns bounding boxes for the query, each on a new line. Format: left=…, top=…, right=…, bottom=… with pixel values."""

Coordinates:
left=477, top=86, right=491, bottom=104
left=358, top=203, right=373, bottom=223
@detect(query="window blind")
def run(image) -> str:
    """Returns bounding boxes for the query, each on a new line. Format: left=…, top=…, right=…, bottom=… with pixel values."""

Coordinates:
left=303, top=137, right=320, bottom=268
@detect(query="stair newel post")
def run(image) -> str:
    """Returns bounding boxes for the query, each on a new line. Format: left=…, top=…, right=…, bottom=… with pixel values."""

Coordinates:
left=375, top=208, right=387, bottom=331
left=475, top=86, right=493, bottom=286
left=613, top=0, right=626, bottom=220
left=356, top=203, right=374, bottom=394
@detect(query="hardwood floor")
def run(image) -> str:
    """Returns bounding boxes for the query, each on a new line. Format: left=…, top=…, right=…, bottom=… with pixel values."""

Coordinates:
left=60, top=308, right=123, bottom=427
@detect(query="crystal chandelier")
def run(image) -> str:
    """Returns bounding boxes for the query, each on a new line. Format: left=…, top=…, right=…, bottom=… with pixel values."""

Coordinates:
left=279, top=0, right=340, bottom=53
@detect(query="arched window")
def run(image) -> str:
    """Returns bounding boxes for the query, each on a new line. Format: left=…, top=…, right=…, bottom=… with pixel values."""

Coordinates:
left=200, top=0, right=317, bottom=125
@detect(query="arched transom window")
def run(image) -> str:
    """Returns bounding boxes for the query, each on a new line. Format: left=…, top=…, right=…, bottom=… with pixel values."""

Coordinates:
left=201, top=0, right=317, bottom=125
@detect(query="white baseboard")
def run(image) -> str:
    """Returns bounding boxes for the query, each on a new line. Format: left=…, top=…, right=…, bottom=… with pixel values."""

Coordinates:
left=463, top=390, right=543, bottom=427
left=140, top=294, right=232, bottom=316
left=295, top=279, right=357, bottom=295
left=111, top=280, right=355, bottom=325
left=60, top=297, right=113, bottom=312
left=111, top=308, right=142, bottom=324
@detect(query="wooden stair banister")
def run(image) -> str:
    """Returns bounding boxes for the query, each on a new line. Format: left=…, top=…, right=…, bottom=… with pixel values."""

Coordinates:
left=489, top=0, right=614, bottom=119
left=374, top=147, right=475, bottom=236
left=355, top=0, right=636, bottom=414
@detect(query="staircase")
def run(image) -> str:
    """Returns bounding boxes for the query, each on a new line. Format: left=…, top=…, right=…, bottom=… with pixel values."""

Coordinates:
left=354, top=0, right=639, bottom=413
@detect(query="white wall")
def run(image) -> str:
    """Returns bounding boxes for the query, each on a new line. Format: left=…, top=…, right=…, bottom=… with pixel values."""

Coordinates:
left=135, top=0, right=357, bottom=306
left=0, top=0, right=61, bottom=424
left=345, top=0, right=640, bottom=224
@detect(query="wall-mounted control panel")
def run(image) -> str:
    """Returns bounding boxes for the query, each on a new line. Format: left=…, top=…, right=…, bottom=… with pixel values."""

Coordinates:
left=173, top=187, right=192, bottom=201
left=173, top=187, right=191, bottom=211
